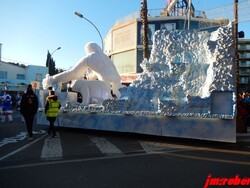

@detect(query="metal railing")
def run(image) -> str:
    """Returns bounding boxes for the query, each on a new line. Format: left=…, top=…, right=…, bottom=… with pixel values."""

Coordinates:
left=114, top=0, right=250, bottom=29
left=114, top=8, right=206, bottom=26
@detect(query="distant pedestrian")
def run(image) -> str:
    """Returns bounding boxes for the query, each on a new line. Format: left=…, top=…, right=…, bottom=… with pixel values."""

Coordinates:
left=20, top=84, right=38, bottom=140
left=242, top=91, right=250, bottom=127
left=0, top=95, right=4, bottom=122
left=16, top=92, right=22, bottom=110
left=1, top=95, right=13, bottom=123
left=45, top=90, right=61, bottom=138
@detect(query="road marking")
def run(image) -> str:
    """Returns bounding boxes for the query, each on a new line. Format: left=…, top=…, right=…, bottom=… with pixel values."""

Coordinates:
left=140, top=141, right=185, bottom=153
left=41, top=133, right=62, bottom=160
left=0, top=130, right=46, bottom=148
left=141, top=141, right=250, bottom=166
left=161, top=152, right=250, bottom=166
left=0, top=151, right=160, bottom=170
left=0, top=132, right=27, bottom=147
left=89, top=136, right=123, bottom=155
left=2, top=147, right=250, bottom=170
left=0, top=134, right=47, bottom=161
left=140, top=141, right=250, bottom=155
left=33, top=130, right=46, bottom=135
left=1, top=140, right=250, bottom=170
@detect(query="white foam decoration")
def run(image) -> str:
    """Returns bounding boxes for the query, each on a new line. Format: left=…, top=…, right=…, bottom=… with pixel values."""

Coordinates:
left=120, top=23, right=235, bottom=113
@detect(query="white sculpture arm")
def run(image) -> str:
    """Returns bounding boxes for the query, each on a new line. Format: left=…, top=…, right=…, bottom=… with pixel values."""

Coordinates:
left=43, top=56, right=88, bottom=90
left=42, top=42, right=122, bottom=98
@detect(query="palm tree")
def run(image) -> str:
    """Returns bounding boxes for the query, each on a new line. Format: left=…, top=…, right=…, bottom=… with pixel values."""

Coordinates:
left=141, top=0, right=149, bottom=60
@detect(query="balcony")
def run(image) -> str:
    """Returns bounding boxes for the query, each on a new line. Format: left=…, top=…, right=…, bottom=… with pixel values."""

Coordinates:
left=240, top=61, right=250, bottom=67
left=238, top=43, right=250, bottom=49
left=239, top=77, right=249, bottom=84
left=239, top=53, right=250, bottom=59
left=239, top=70, right=250, bottom=76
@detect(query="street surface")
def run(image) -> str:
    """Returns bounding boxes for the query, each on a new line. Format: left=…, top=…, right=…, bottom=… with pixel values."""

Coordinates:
left=0, top=110, right=250, bottom=188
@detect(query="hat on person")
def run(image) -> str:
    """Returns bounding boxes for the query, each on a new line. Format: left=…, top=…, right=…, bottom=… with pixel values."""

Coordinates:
left=27, top=84, right=33, bottom=90
left=50, top=90, right=55, bottom=95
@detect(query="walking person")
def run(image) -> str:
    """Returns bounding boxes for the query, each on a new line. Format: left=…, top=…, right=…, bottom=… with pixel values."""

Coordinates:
left=20, top=84, right=38, bottom=140
left=2, top=95, right=13, bottom=123
left=45, top=90, right=61, bottom=138
left=242, top=91, right=250, bottom=128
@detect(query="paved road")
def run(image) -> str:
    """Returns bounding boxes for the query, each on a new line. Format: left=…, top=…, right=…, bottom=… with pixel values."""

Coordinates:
left=0, top=110, right=250, bottom=188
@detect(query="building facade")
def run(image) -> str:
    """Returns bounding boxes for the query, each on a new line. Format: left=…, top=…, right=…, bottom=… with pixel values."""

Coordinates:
left=0, top=60, right=48, bottom=93
left=238, top=39, right=250, bottom=92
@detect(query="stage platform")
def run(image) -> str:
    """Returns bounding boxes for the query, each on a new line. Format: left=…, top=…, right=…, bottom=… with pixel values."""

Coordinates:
left=37, top=111, right=236, bottom=143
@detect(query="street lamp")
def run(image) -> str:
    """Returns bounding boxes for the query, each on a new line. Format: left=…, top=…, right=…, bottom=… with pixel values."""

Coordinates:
left=48, top=47, right=61, bottom=75
left=51, top=47, right=61, bottom=57
left=74, top=11, right=104, bottom=51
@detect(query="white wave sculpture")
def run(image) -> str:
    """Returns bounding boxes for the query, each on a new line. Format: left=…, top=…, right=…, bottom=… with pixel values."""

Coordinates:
left=116, top=23, right=235, bottom=114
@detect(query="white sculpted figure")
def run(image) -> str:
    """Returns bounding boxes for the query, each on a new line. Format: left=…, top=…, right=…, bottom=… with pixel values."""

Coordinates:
left=43, top=42, right=122, bottom=98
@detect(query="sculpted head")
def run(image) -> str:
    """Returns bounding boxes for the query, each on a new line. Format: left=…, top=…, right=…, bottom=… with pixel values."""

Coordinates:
left=85, top=42, right=102, bottom=55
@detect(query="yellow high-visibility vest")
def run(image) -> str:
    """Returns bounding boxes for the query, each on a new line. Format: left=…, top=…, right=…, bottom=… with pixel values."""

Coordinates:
left=46, top=100, right=60, bottom=117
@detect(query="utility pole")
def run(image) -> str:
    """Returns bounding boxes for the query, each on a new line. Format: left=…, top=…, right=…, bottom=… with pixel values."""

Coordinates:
left=234, top=0, right=239, bottom=95
left=141, top=0, right=149, bottom=60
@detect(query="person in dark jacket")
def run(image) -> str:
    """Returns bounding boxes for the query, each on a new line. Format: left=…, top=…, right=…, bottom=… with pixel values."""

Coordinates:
left=45, top=90, right=61, bottom=138
left=20, top=84, right=38, bottom=140
left=242, top=91, right=250, bottom=128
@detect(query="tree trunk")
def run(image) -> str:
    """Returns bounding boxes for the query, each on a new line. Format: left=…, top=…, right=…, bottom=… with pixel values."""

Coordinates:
left=141, top=0, right=149, bottom=60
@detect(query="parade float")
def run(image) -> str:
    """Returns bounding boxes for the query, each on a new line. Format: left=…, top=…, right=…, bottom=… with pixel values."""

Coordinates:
left=38, top=23, right=236, bottom=143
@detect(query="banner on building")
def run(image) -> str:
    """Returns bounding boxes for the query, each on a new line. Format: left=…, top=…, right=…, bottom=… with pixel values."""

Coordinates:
left=30, top=81, right=40, bottom=90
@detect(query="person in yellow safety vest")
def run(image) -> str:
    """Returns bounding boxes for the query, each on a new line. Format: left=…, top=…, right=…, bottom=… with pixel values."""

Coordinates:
left=45, top=90, right=61, bottom=138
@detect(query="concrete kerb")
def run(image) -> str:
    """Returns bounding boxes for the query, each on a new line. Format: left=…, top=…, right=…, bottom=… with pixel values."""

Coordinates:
left=236, top=127, right=250, bottom=143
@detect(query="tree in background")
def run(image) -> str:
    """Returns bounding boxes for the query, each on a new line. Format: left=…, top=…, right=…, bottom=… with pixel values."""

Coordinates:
left=45, top=51, right=58, bottom=76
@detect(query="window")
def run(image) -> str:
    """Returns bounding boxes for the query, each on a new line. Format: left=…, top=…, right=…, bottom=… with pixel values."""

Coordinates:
left=139, top=24, right=155, bottom=45
left=0, top=71, right=7, bottom=79
left=160, top=23, right=176, bottom=30
left=239, top=53, right=250, bottom=58
left=240, top=77, right=249, bottom=84
left=239, top=44, right=250, bottom=50
left=36, top=73, right=42, bottom=82
left=16, top=74, right=25, bottom=80
left=240, top=61, right=250, bottom=67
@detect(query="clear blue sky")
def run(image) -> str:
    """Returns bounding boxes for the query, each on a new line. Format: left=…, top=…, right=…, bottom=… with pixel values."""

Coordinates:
left=0, top=0, right=249, bottom=69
